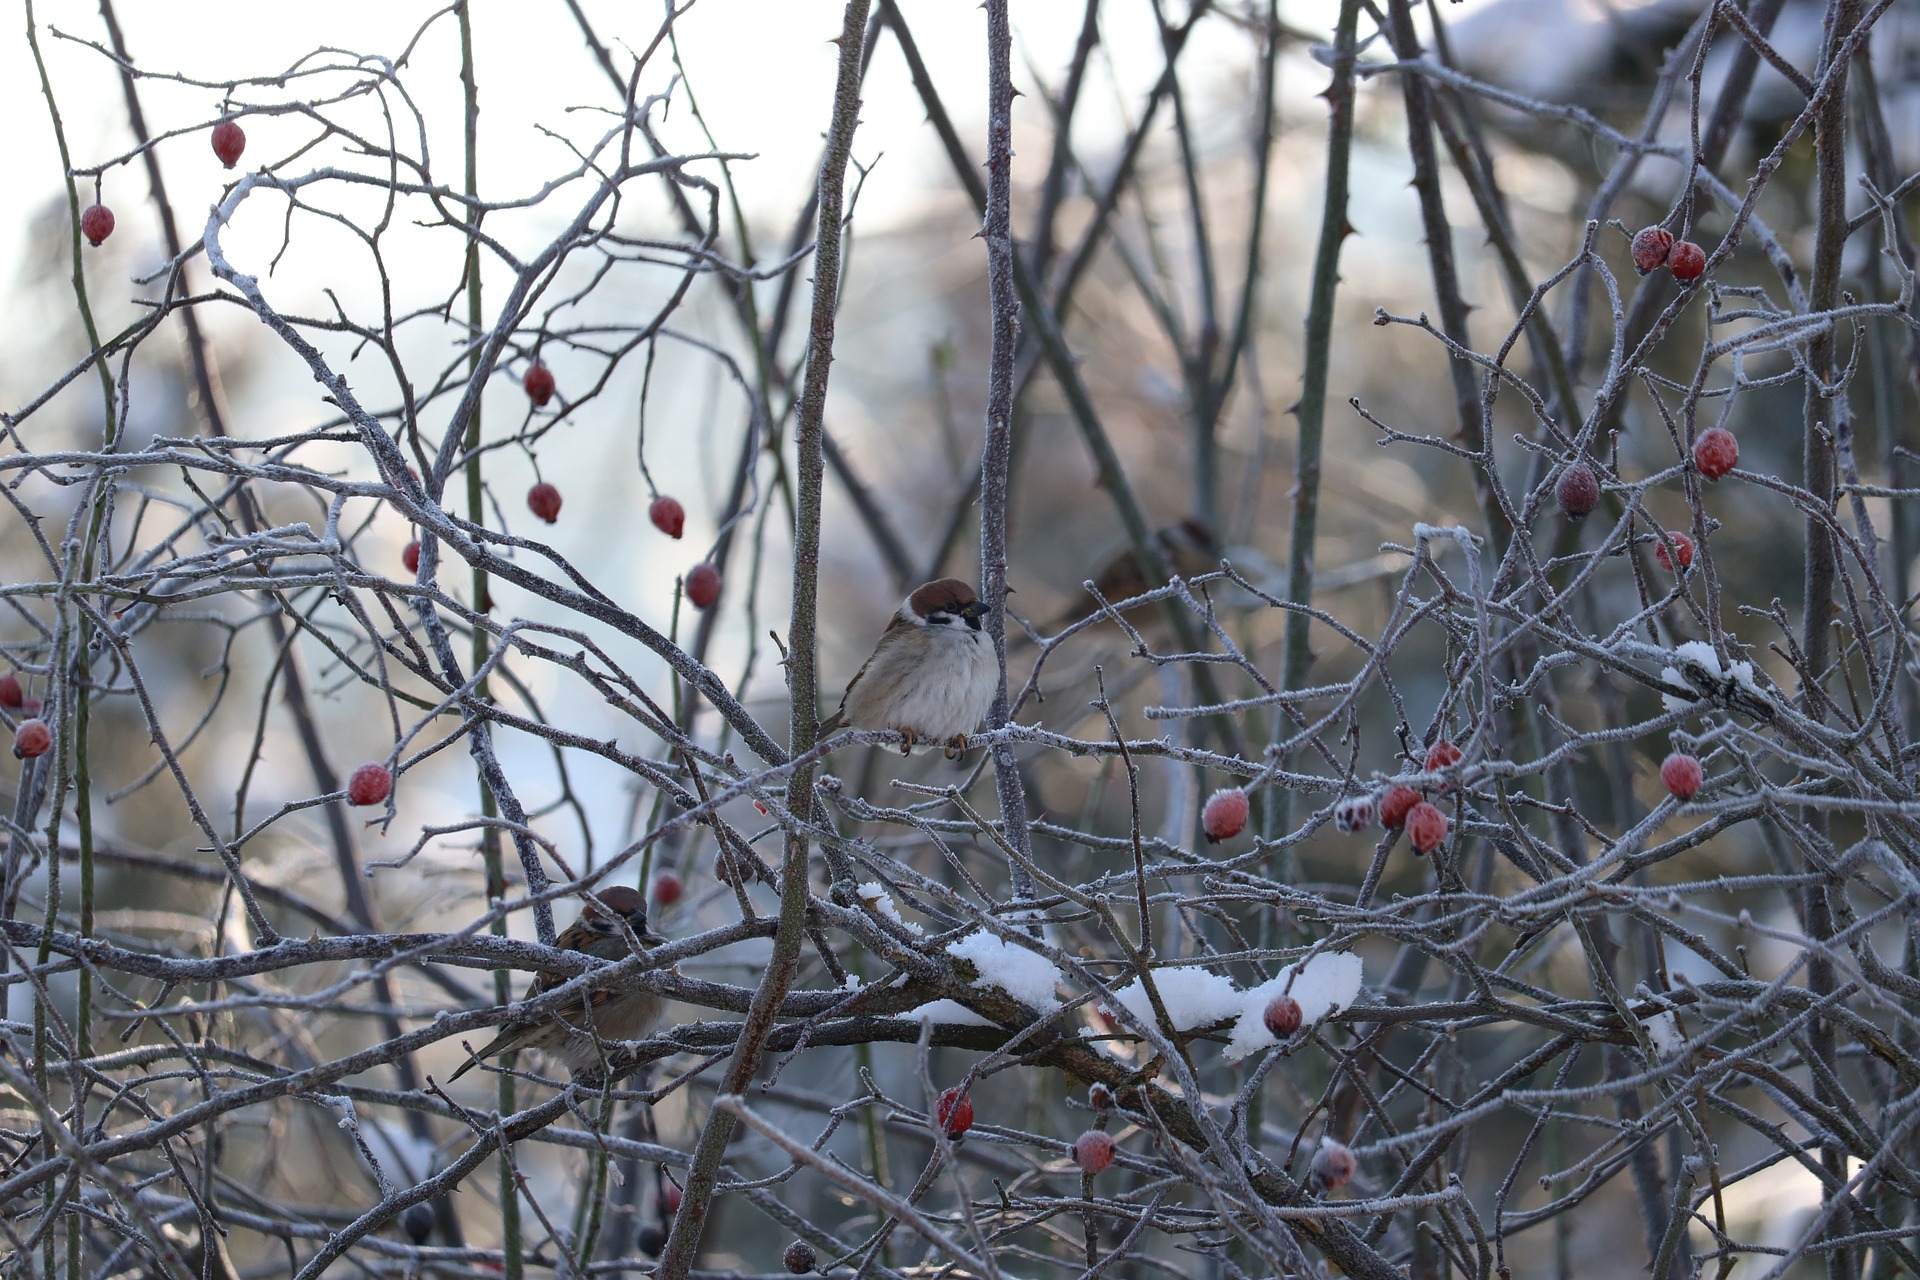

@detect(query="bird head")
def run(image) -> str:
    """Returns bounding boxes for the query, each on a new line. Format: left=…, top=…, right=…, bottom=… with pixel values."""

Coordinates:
left=906, top=579, right=991, bottom=632
left=581, top=885, right=667, bottom=947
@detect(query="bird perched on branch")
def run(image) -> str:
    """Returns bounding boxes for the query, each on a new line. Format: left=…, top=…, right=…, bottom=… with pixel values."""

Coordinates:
left=819, top=578, right=998, bottom=756
left=449, top=886, right=666, bottom=1081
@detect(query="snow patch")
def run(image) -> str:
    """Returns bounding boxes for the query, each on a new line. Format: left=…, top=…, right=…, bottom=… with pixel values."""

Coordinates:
left=1110, top=967, right=1243, bottom=1032
left=1224, top=952, right=1364, bottom=1062
left=903, top=999, right=994, bottom=1027
left=856, top=881, right=923, bottom=935
left=948, top=931, right=1062, bottom=1011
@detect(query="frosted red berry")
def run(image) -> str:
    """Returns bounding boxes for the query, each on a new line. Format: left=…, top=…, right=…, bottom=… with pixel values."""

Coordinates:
left=936, top=1087, right=974, bottom=1138
left=1667, top=240, right=1706, bottom=282
left=1557, top=463, right=1599, bottom=519
left=652, top=872, right=682, bottom=906
left=1333, top=795, right=1375, bottom=834
left=527, top=482, right=562, bottom=524
left=81, top=204, right=115, bottom=247
left=1693, top=427, right=1738, bottom=480
left=1072, top=1129, right=1115, bottom=1175
left=655, top=1184, right=682, bottom=1217
left=650, top=495, right=686, bottom=539
left=1312, top=1139, right=1357, bottom=1190
left=1406, top=801, right=1448, bottom=854
left=1264, top=994, right=1303, bottom=1038
left=1377, top=784, right=1421, bottom=830
left=347, top=762, right=392, bottom=806
left=1089, top=1082, right=1114, bottom=1110
left=1202, top=787, right=1250, bottom=843
left=523, top=362, right=556, bottom=406
left=686, top=563, right=722, bottom=610
left=1630, top=226, right=1675, bottom=276
left=0, top=673, right=22, bottom=709
left=211, top=119, right=247, bottom=169
left=1424, top=740, right=1462, bottom=773
left=784, top=1241, right=817, bottom=1274
left=402, top=539, right=420, bottom=573
left=1660, top=751, right=1703, bottom=799
left=13, top=719, right=52, bottom=760
left=1655, top=532, right=1694, bottom=572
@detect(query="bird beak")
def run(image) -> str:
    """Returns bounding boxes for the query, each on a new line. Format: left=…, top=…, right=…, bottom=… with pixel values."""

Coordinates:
left=962, top=600, right=991, bottom=621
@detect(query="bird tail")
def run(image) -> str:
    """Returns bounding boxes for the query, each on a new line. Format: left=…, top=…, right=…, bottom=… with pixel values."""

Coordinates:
left=818, top=709, right=846, bottom=735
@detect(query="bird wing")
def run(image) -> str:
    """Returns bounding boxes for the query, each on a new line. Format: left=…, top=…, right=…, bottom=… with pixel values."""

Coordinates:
left=822, top=613, right=915, bottom=732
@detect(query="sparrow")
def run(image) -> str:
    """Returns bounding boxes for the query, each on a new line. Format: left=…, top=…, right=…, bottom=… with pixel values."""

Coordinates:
left=449, top=885, right=666, bottom=1081
left=819, top=578, right=998, bottom=756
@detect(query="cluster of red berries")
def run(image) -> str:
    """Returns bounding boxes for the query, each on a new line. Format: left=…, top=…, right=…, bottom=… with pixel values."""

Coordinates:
left=1357, top=738, right=1461, bottom=854
left=1630, top=226, right=1707, bottom=283
left=81, top=117, right=252, bottom=251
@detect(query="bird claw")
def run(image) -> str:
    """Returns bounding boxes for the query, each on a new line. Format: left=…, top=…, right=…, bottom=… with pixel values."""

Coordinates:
left=943, top=734, right=969, bottom=760
left=894, top=728, right=918, bottom=756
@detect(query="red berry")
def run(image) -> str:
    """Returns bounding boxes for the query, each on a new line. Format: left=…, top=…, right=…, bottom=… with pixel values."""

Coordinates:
left=655, top=1184, right=682, bottom=1217
left=1202, top=787, right=1249, bottom=843
left=1630, top=226, right=1675, bottom=276
left=1264, top=994, right=1303, bottom=1038
left=402, top=539, right=421, bottom=573
left=1660, top=751, right=1703, bottom=799
left=1667, top=239, right=1706, bottom=282
left=1693, top=427, right=1738, bottom=480
left=1312, top=1139, right=1357, bottom=1190
left=935, top=1087, right=974, bottom=1138
left=1557, top=463, right=1599, bottom=519
left=81, top=204, right=115, bottom=247
left=1406, top=801, right=1448, bottom=855
left=13, top=718, right=52, bottom=760
left=0, top=673, right=22, bottom=709
left=650, top=495, right=686, bottom=539
left=783, top=1241, right=817, bottom=1274
left=1333, top=795, right=1375, bottom=834
left=651, top=871, right=682, bottom=906
left=1655, top=531, right=1694, bottom=572
left=1072, top=1129, right=1114, bottom=1174
left=1424, top=739, right=1462, bottom=773
left=1377, top=784, right=1421, bottom=829
left=211, top=119, right=247, bottom=169
left=686, top=563, right=722, bottom=610
left=527, top=482, right=562, bottom=524
left=523, top=362, right=556, bottom=406
left=347, top=762, right=392, bottom=806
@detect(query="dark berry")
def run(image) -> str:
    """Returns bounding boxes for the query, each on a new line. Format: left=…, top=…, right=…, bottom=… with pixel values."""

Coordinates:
left=936, top=1086, right=974, bottom=1138
left=1557, top=463, right=1599, bottom=519
left=784, top=1241, right=817, bottom=1274
left=347, top=762, right=392, bottom=806
left=211, top=119, right=247, bottom=169
left=1202, top=788, right=1249, bottom=842
left=1629, top=226, right=1674, bottom=275
left=1667, top=240, right=1706, bottom=282
left=527, top=482, right=562, bottom=524
left=1264, top=995, right=1302, bottom=1038
left=523, top=362, right=556, bottom=406
left=1377, top=784, right=1421, bottom=829
left=1661, top=752, right=1703, bottom=799
left=81, top=204, right=115, bottom=247
left=1406, top=801, right=1448, bottom=854
left=686, top=563, right=721, bottom=610
left=13, top=719, right=52, bottom=760
left=650, top=495, right=686, bottom=539
left=1693, top=427, right=1738, bottom=480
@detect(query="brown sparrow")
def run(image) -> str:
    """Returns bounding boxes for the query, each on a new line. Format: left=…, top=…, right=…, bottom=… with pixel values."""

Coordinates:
left=1083, top=518, right=1222, bottom=611
left=449, top=885, right=666, bottom=1080
left=819, top=578, right=998, bottom=755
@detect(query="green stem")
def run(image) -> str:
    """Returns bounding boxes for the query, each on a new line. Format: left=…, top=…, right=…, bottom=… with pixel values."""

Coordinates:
left=455, top=6, right=519, bottom=1272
